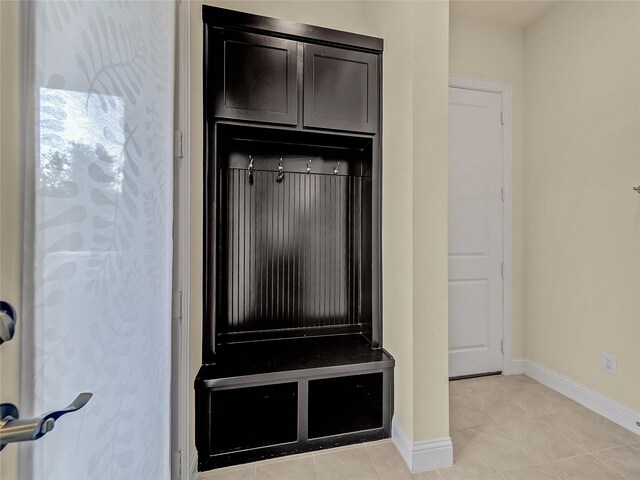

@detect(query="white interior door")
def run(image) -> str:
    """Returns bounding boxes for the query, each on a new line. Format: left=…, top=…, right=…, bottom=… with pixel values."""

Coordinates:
left=0, top=2, right=176, bottom=478
left=448, top=86, right=504, bottom=378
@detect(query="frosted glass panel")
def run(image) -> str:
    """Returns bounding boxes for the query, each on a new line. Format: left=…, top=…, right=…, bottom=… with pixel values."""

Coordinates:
left=23, top=2, right=175, bottom=478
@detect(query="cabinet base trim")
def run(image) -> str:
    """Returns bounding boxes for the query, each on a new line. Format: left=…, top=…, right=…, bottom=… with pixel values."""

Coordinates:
left=391, top=419, right=453, bottom=473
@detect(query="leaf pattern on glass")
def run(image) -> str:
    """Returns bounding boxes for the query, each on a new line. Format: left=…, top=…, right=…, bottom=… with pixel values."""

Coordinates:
left=27, top=2, right=174, bottom=479
left=84, top=122, right=142, bottom=296
left=38, top=1, right=80, bottom=33
left=76, top=6, right=147, bottom=112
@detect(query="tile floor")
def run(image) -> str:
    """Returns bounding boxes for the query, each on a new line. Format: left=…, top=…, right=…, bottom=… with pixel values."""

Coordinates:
left=198, top=375, right=640, bottom=480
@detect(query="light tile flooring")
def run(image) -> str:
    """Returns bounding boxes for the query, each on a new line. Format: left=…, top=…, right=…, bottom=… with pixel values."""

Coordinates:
left=199, top=375, right=640, bottom=480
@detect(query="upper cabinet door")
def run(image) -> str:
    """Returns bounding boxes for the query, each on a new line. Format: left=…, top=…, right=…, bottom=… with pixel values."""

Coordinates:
left=304, top=45, right=379, bottom=134
left=211, top=30, right=298, bottom=125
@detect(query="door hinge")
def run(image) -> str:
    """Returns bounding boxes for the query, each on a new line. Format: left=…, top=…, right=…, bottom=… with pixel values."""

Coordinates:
left=175, top=130, right=184, bottom=159
left=173, top=290, right=183, bottom=322
left=501, top=187, right=505, bottom=202
left=501, top=339, right=504, bottom=354
left=500, top=111, right=505, bottom=126
left=501, top=262, right=505, bottom=278
left=173, top=450, right=183, bottom=479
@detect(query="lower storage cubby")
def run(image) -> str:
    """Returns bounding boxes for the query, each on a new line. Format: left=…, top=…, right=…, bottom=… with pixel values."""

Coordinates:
left=195, top=335, right=394, bottom=471
left=209, top=383, right=298, bottom=454
left=308, top=373, right=383, bottom=439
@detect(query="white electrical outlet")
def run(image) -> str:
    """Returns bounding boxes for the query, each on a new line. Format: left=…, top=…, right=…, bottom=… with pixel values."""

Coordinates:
left=601, top=352, right=617, bottom=374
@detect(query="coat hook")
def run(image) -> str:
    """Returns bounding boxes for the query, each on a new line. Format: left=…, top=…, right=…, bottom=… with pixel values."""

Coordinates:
left=334, top=162, right=340, bottom=175
left=276, top=158, right=285, bottom=183
left=248, top=155, right=254, bottom=185
left=306, top=159, right=312, bottom=174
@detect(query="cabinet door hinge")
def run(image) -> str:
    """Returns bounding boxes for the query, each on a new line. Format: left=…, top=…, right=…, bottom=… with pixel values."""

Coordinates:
left=501, top=339, right=505, bottom=354
left=501, top=187, right=505, bottom=202
left=501, top=262, right=505, bottom=278
left=501, top=111, right=505, bottom=126
left=175, top=130, right=184, bottom=159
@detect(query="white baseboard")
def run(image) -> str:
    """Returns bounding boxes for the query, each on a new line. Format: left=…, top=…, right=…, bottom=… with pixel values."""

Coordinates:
left=515, top=358, right=640, bottom=436
left=391, top=419, right=453, bottom=473
left=189, top=450, right=198, bottom=480
left=510, top=357, right=526, bottom=375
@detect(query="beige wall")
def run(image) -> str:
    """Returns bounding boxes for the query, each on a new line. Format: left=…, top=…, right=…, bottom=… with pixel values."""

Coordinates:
left=188, top=0, right=450, bottom=460
left=411, top=1, right=450, bottom=441
left=449, top=13, right=526, bottom=359
left=524, top=1, right=640, bottom=411
left=0, top=2, right=22, bottom=478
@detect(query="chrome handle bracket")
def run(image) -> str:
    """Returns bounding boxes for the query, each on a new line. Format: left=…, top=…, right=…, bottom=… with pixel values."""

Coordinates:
left=0, top=393, right=92, bottom=451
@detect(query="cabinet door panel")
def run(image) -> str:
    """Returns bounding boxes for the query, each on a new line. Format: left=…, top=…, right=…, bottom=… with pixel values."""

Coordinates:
left=304, top=45, right=378, bottom=133
left=212, top=30, right=298, bottom=125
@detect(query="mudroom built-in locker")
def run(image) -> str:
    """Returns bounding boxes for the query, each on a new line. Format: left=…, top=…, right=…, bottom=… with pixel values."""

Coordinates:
left=195, top=6, right=394, bottom=471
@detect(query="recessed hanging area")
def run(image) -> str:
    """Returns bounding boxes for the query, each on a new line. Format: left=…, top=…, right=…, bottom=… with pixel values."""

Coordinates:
left=213, top=124, right=374, bottom=345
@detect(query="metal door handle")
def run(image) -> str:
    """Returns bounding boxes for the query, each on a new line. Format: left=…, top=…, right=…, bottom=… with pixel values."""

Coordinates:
left=0, top=301, right=17, bottom=345
left=0, top=393, right=92, bottom=451
left=633, top=185, right=640, bottom=194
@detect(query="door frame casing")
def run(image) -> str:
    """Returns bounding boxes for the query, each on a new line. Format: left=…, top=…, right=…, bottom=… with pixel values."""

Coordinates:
left=448, top=74, right=513, bottom=375
left=1, top=1, right=25, bottom=478
left=172, top=0, right=191, bottom=478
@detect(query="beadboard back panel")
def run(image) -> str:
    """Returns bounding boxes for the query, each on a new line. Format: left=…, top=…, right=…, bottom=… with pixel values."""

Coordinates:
left=218, top=168, right=368, bottom=340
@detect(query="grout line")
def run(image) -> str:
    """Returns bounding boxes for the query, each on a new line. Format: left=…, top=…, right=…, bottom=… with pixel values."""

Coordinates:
left=498, top=393, right=594, bottom=454
left=310, top=454, right=320, bottom=480
left=538, top=404, right=631, bottom=441
left=363, top=442, right=383, bottom=480
left=578, top=416, right=640, bottom=446
left=451, top=398, right=551, bottom=469
left=613, top=432, right=640, bottom=446
left=312, top=443, right=362, bottom=457
left=449, top=431, right=504, bottom=477
left=588, top=443, right=634, bottom=455
left=532, top=413, right=622, bottom=457
left=587, top=452, right=633, bottom=480
left=460, top=412, right=585, bottom=468
left=555, top=464, right=571, bottom=480
left=255, top=452, right=314, bottom=467
left=508, top=462, right=573, bottom=480
left=201, top=463, right=256, bottom=478
left=471, top=425, right=548, bottom=471
left=451, top=377, right=634, bottom=479
left=547, top=451, right=613, bottom=466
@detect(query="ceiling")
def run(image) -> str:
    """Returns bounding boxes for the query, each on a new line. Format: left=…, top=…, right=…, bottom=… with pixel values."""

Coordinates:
left=450, top=1, right=558, bottom=29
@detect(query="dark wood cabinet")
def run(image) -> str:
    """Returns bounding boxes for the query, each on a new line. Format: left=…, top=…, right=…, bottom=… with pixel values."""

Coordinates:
left=199, top=5, right=390, bottom=472
left=304, top=44, right=379, bottom=133
left=210, top=30, right=298, bottom=125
